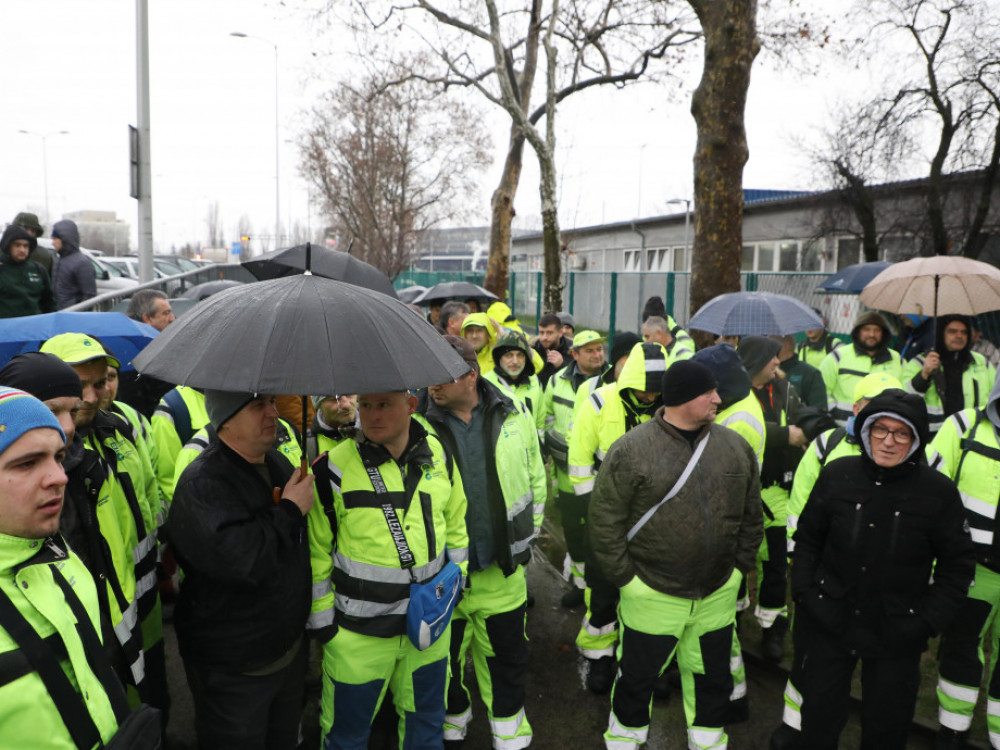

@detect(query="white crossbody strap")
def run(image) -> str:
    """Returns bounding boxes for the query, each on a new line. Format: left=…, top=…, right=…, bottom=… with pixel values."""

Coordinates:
left=626, top=433, right=709, bottom=542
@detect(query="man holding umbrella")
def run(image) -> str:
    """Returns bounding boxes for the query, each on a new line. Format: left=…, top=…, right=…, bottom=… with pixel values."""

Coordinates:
left=166, top=391, right=315, bottom=749
left=820, top=311, right=904, bottom=426
left=903, top=314, right=994, bottom=433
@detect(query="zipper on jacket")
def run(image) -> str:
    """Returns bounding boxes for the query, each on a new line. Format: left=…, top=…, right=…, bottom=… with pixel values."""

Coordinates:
left=889, top=510, right=901, bottom=556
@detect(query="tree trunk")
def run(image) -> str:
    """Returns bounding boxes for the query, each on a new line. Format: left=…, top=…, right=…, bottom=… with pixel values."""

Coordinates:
left=961, top=117, right=1000, bottom=259
left=483, top=129, right=526, bottom=298
left=926, top=112, right=956, bottom=255
left=688, top=0, right=760, bottom=345
left=538, top=150, right=563, bottom=313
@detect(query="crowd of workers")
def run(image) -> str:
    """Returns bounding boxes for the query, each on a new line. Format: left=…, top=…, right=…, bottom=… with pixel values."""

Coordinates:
left=1, top=277, right=1000, bottom=750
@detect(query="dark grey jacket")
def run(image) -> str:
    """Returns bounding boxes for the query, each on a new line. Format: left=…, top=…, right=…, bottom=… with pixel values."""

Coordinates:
left=590, top=407, right=763, bottom=599
left=51, top=220, right=96, bottom=309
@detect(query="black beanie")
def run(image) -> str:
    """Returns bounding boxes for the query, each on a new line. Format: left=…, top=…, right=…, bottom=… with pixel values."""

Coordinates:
left=205, top=389, right=257, bottom=429
left=609, top=332, right=642, bottom=366
left=661, top=360, right=718, bottom=406
left=737, top=336, right=782, bottom=378
left=0, top=352, right=83, bottom=401
left=641, top=296, right=667, bottom=323
left=691, top=344, right=752, bottom=410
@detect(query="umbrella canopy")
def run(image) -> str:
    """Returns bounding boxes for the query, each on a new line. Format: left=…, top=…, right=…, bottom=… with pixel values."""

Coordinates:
left=0, top=311, right=158, bottom=370
left=859, top=256, right=1000, bottom=316
left=178, top=279, right=245, bottom=301
left=397, top=285, right=428, bottom=304
left=688, top=291, right=824, bottom=336
left=132, top=274, right=469, bottom=394
left=817, top=261, right=892, bottom=294
left=414, top=281, right=498, bottom=306
left=241, top=243, right=398, bottom=299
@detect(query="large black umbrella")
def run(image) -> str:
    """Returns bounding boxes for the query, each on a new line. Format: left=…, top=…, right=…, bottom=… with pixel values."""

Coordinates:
left=414, top=281, right=498, bottom=306
left=177, top=279, right=245, bottom=301
left=397, top=285, right=428, bottom=304
left=241, top=242, right=398, bottom=299
left=132, top=274, right=468, bottom=394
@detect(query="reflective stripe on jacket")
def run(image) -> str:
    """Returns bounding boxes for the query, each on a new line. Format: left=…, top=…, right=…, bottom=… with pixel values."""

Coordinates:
left=820, top=344, right=903, bottom=426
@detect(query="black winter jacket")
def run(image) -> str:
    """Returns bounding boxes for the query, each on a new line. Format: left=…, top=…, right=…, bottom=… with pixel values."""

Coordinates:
left=166, top=428, right=310, bottom=671
left=0, top=225, right=54, bottom=318
left=51, top=220, right=97, bottom=309
left=792, top=390, right=974, bottom=656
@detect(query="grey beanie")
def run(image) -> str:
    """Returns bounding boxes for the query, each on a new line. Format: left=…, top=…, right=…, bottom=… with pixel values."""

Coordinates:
left=205, top=389, right=257, bottom=429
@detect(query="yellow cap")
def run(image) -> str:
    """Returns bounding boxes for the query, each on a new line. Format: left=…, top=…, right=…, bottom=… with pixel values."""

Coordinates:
left=40, top=333, right=121, bottom=369
left=572, top=330, right=605, bottom=349
left=852, top=372, right=902, bottom=403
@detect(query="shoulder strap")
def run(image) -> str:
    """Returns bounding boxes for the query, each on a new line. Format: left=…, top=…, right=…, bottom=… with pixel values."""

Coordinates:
left=311, top=452, right=339, bottom=541
left=955, top=410, right=988, bottom=484
left=819, top=427, right=847, bottom=465
left=359, top=454, right=416, bottom=573
left=627, top=433, right=709, bottom=542
left=163, top=389, right=193, bottom=445
left=0, top=569, right=103, bottom=749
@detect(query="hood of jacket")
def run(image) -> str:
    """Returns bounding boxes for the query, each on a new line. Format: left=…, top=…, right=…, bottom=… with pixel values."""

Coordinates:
left=492, top=329, right=536, bottom=382
left=486, top=301, right=520, bottom=331
left=692, top=343, right=752, bottom=410
left=851, top=310, right=892, bottom=353
left=616, top=341, right=667, bottom=395
left=935, top=314, right=974, bottom=368
left=855, top=388, right=928, bottom=469
left=51, top=220, right=80, bottom=254
left=0, top=225, right=37, bottom=263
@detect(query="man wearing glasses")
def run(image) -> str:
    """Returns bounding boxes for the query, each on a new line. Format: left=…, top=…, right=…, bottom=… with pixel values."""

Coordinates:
left=790, top=389, right=974, bottom=750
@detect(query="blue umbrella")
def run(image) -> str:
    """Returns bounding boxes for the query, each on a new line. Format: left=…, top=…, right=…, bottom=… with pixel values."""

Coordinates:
left=688, top=291, right=823, bottom=336
left=818, top=261, right=892, bottom=294
left=0, top=312, right=159, bottom=370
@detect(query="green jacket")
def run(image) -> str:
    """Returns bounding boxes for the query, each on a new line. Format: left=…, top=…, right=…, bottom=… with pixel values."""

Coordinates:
left=484, top=369, right=545, bottom=437
left=568, top=342, right=665, bottom=496
left=590, top=410, right=763, bottom=598
left=0, top=535, right=119, bottom=748
left=904, top=351, right=994, bottom=433
left=928, top=408, right=1000, bottom=571
left=420, top=378, right=547, bottom=576
left=308, top=420, right=469, bottom=638
left=0, top=255, right=54, bottom=319
left=797, top=332, right=843, bottom=370
left=542, top=361, right=598, bottom=471
left=786, top=426, right=860, bottom=553
left=820, top=343, right=903, bottom=425
left=151, top=386, right=209, bottom=509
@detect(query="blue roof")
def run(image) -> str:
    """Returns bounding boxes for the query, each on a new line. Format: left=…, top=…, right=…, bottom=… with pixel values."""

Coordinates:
left=743, top=189, right=812, bottom=204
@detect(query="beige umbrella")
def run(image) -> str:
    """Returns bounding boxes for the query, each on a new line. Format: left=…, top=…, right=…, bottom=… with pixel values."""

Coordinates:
left=859, top=256, right=1000, bottom=317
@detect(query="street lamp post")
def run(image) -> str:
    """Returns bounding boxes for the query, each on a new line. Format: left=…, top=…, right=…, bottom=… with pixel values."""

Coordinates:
left=667, top=198, right=692, bottom=271
left=17, top=129, right=69, bottom=223
left=230, top=32, right=280, bottom=252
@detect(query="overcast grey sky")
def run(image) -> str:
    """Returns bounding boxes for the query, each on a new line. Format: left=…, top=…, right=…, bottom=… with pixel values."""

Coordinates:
left=2, top=0, right=871, bottom=252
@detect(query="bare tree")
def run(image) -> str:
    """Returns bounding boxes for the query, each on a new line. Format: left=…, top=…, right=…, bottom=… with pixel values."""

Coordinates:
left=236, top=214, right=254, bottom=258
left=812, top=0, right=1000, bottom=258
left=349, top=0, right=700, bottom=310
left=299, top=68, right=492, bottom=279
left=206, top=201, right=224, bottom=248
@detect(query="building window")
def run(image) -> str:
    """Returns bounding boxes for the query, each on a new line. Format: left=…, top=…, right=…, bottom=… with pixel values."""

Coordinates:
left=801, top=240, right=824, bottom=272
left=836, top=238, right=861, bottom=270
left=647, top=248, right=658, bottom=270
left=757, top=243, right=775, bottom=271
left=779, top=241, right=799, bottom=271
left=741, top=245, right=755, bottom=270
left=673, top=247, right=687, bottom=271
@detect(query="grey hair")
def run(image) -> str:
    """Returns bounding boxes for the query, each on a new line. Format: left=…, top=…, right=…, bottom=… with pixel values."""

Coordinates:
left=125, top=289, right=168, bottom=322
left=641, top=316, right=670, bottom=335
left=440, top=300, right=471, bottom=330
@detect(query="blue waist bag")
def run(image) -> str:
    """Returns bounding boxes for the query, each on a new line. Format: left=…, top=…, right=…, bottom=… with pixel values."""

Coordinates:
left=407, top=559, right=463, bottom=650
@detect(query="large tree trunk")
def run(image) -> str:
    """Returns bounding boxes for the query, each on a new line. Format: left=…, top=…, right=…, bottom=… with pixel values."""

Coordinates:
left=688, top=0, right=760, bottom=346
left=926, top=115, right=956, bottom=255
left=484, top=129, right=526, bottom=298
left=961, top=117, right=1000, bottom=259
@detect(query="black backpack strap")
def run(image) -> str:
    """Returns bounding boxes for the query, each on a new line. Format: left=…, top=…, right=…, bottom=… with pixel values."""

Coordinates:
left=819, top=427, right=847, bottom=465
left=955, top=410, right=989, bottom=485
left=311, top=452, right=339, bottom=543
left=0, top=571, right=104, bottom=749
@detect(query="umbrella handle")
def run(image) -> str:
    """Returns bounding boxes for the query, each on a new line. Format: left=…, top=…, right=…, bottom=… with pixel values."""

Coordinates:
left=272, top=487, right=281, bottom=505
left=300, top=457, right=308, bottom=481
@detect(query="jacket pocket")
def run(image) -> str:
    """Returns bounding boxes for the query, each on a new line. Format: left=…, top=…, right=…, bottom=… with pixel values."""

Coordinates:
left=800, top=570, right=849, bottom=634
left=882, top=597, right=932, bottom=653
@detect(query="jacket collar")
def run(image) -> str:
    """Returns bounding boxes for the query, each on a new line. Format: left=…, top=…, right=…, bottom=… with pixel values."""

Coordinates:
left=0, top=533, right=70, bottom=576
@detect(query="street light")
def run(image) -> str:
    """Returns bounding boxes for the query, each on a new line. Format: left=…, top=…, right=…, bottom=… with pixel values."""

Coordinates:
left=17, top=129, right=69, bottom=222
left=230, top=32, right=280, bottom=251
left=666, top=198, right=692, bottom=271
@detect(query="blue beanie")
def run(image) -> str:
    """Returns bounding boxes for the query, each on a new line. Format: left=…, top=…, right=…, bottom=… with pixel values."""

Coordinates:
left=691, top=344, right=751, bottom=410
left=0, top=387, right=65, bottom=455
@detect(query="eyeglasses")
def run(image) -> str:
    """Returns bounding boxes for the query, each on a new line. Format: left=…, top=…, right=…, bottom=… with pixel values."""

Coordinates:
left=870, top=425, right=914, bottom=444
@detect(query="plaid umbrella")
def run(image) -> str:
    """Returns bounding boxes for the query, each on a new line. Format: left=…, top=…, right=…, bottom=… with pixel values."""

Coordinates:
left=688, top=291, right=823, bottom=336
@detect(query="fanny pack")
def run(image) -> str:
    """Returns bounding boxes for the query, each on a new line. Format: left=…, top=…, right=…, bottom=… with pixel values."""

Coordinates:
left=366, top=464, right=463, bottom=651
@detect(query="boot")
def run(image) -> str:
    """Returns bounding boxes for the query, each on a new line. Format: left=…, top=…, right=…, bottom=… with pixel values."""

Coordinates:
left=444, top=741, right=465, bottom=750
left=561, top=586, right=585, bottom=608
left=586, top=656, right=616, bottom=694
left=769, top=722, right=800, bottom=750
left=934, top=727, right=969, bottom=750
left=761, top=616, right=789, bottom=662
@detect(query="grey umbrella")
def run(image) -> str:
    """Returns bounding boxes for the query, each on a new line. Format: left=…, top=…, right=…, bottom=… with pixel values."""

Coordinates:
left=177, top=279, right=245, bottom=301
left=132, top=274, right=469, bottom=394
left=241, top=242, right=398, bottom=299
left=688, top=291, right=823, bottom=336
left=414, top=281, right=498, bottom=306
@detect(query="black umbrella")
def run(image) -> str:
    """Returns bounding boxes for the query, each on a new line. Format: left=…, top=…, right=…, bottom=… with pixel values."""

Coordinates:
left=132, top=274, right=468, bottom=395
left=414, top=281, right=498, bottom=306
left=397, top=285, right=428, bottom=304
left=177, top=279, right=245, bottom=301
left=241, top=242, right=398, bottom=299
